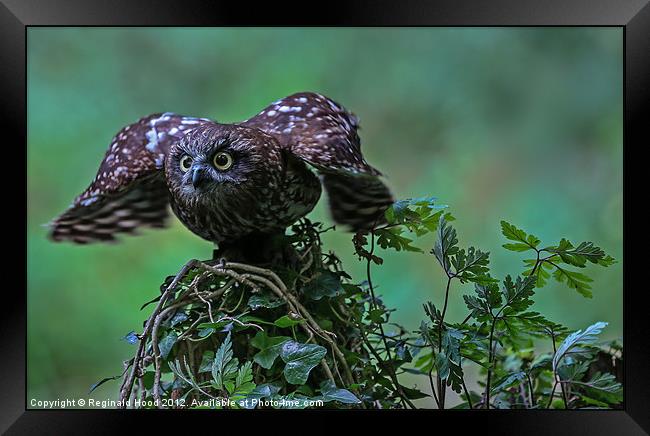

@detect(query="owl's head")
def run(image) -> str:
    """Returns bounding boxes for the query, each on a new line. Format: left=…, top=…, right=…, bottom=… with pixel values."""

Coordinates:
left=164, top=123, right=282, bottom=203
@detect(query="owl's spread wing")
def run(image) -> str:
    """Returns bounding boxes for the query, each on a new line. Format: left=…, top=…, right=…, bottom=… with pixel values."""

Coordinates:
left=49, top=113, right=212, bottom=243
left=243, top=92, right=394, bottom=230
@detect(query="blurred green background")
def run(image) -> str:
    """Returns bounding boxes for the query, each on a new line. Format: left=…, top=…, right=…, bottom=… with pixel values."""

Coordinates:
left=27, top=28, right=622, bottom=408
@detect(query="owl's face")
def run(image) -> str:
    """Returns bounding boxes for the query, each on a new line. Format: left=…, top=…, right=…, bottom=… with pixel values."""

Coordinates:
left=164, top=123, right=282, bottom=206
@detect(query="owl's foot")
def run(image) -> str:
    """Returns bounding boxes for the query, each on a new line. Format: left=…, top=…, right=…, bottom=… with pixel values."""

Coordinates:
left=211, top=233, right=301, bottom=271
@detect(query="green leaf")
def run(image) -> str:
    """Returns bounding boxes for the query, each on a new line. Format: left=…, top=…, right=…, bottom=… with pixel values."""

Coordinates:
left=302, top=271, right=343, bottom=300
left=239, top=383, right=282, bottom=409
left=158, top=330, right=178, bottom=360
left=366, top=308, right=386, bottom=324
left=384, top=196, right=446, bottom=236
left=546, top=239, right=616, bottom=268
left=198, top=350, right=214, bottom=373
left=169, top=311, right=188, bottom=327
left=557, top=361, right=590, bottom=382
left=268, top=393, right=317, bottom=409
left=376, top=227, right=423, bottom=253
left=434, top=328, right=464, bottom=393
left=491, top=371, right=527, bottom=394
left=251, top=331, right=292, bottom=369
left=575, top=372, right=623, bottom=404
left=89, top=375, right=122, bottom=394
left=318, top=380, right=361, bottom=404
left=274, top=314, right=304, bottom=328
left=401, top=386, right=431, bottom=399
left=432, top=215, right=459, bottom=274
left=212, top=332, right=238, bottom=390
left=229, top=361, right=255, bottom=399
left=500, top=220, right=540, bottom=250
left=553, top=322, right=608, bottom=371
left=501, top=274, right=536, bottom=315
left=478, top=282, right=503, bottom=310
left=523, top=259, right=553, bottom=287
left=552, top=266, right=594, bottom=298
left=503, top=242, right=535, bottom=252
left=451, top=246, right=492, bottom=283
left=280, top=341, right=327, bottom=385
left=247, top=294, right=285, bottom=310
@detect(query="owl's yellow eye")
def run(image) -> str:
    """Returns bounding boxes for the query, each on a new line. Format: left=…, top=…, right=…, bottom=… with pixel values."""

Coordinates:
left=213, top=152, right=233, bottom=171
left=179, top=155, right=193, bottom=172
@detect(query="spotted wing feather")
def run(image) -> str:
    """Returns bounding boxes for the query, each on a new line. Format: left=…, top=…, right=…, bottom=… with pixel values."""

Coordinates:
left=49, top=113, right=212, bottom=243
left=243, top=92, right=394, bottom=230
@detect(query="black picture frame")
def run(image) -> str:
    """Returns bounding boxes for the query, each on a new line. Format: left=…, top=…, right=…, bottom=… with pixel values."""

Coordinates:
left=6, top=0, right=647, bottom=433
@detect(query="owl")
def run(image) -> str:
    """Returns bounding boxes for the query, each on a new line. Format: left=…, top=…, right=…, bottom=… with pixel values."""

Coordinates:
left=49, top=92, right=393, bottom=253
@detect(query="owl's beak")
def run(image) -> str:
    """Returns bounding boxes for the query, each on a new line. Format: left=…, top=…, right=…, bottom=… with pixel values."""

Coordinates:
left=192, top=167, right=209, bottom=189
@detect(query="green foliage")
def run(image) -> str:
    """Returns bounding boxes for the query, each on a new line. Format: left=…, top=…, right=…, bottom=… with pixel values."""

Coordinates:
left=501, top=220, right=616, bottom=298
left=280, top=341, right=327, bottom=385
left=108, top=196, right=620, bottom=410
left=211, top=332, right=238, bottom=391
left=357, top=197, right=619, bottom=409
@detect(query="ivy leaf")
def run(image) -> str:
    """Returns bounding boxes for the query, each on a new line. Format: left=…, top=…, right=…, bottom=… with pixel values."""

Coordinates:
left=158, top=330, right=178, bottom=360
left=247, top=294, right=285, bottom=310
left=251, top=331, right=292, bottom=369
left=491, top=371, right=527, bottom=394
left=280, top=341, right=327, bottom=385
left=239, top=383, right=282, bottom=409
left=401, top=386, right=431, bottom=399
left=318, top=380, right=361, bottom=404
left=274, top=314, right=304, bottom=328
left=269, top=393, right=316, bottom=409
left=169, top=311, right=189, bottom=327
left=302, top=271, right=343, bottom=300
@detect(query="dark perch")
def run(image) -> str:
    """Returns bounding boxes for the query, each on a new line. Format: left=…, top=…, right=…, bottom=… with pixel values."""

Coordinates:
left=118, top=220, right=363, bottom=409
left=211, top=232, right=300, bottom=267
